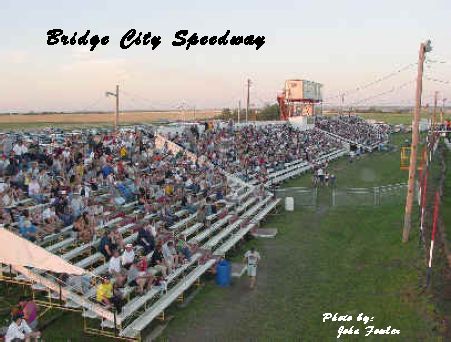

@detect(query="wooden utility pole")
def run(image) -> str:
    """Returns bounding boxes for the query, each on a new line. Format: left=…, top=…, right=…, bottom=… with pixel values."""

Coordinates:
left=339, top=92, right=345, bottom=115
left=106, top=85, right=120, bottom=132
left=238, top=100, right=241, bottom=123
left=402, top=40, right=432, bottom=243
left=115, top=85, right=119, bottom=131
left=246, top=79, right=251, bottom=122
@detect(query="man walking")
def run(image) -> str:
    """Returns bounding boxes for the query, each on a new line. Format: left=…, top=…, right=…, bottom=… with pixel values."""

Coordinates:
left=243, top=247, right=261, bottom=289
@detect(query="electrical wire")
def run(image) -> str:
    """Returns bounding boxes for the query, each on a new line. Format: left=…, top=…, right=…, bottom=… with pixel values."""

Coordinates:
left=323, top=62, right=417, bottom=102
left=347, top=79, right=415, bottom=106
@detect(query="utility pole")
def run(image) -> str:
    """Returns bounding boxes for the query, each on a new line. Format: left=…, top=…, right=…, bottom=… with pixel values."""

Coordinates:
left=339, top=92, right=344, bottom=115
left=402, top=40, right=432, bottom=243
left=238, top=100, right=241, bottom=124
left=106, top=85, right=119, bottom=132
left=246, top=78, right=251, bottom=122
left=433, top=91, right=438, bottom=129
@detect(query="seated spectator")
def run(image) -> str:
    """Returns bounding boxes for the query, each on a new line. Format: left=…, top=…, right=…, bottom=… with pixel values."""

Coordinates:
left=74, top=212, right=94, bottom=244
left=28, top=177, right=43, bottom=204
left=96, top=276, right=123, bottom=312
left=176, top=236, right=192, bottom=262
left=150, top=244, right=168, bottom=277
left=137, top=226, right=155, bottom=255
left=121, top=243, right=135, bottom=269
left=18, top=297, right=39, bottom=331
left=152, top=276, right=167, bottom=295
left=4, top=312, right=41, bottom=342
left=99, top=229, right=115, bottom=261
left=127, top=259, right=153, bottom=295
left=162, top=240, right=179, bottom=271
left=111, top=226, right=125, bottom=251
left=108, top=249, right=126, bottom=287
left=19, top=220, right=37, bottom=242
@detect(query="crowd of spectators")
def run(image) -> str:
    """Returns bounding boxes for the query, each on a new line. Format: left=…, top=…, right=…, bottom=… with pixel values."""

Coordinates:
left=0, top=117, right=383, bottom=333
left=315, top=115, right=390, bottom=146
left=0, top=126, right=231, bottom=316
left=169, top=122, right=343, bottom=183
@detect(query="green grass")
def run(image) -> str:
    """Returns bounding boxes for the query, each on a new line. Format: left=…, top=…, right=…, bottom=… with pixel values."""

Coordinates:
left=356, top=112, right=451, bottom=125
left=158, top=133, right=444, bottom=341
left=442, top=143, right=451, bottom=245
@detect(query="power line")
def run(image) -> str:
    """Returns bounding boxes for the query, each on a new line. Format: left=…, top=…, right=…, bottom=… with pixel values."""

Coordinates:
left=347, top=79, right=416, bottom=106
left=323, top=62, right=417, bottom=102
left=424, top=76, right=451, bottom=85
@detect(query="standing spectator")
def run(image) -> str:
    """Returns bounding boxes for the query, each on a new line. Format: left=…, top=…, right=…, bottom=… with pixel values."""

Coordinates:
left=243, top=247, right=261, bottom=289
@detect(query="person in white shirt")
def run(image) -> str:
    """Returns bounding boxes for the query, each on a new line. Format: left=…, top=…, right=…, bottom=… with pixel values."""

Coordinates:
left=5, top=313, right=41, bottom=342
left=28, top=178, right=43, bottom=203
left=243, top=247, right=261, bottom=289
left=121, top=244, right=135, bottom=269
left=13, top=141, right=27, bottom=157
left=162, top=240, right=178, bottom=270
left=108, top=249, right=126, bottom=287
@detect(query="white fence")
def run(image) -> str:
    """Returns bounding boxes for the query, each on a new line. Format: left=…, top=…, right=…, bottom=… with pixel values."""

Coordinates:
left=275, top=183, right=408, bottom=208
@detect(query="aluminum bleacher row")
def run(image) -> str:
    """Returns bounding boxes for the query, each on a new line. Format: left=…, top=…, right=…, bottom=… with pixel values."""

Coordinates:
left=265, top=148, right=347, bottom=186
left=5, top=168, right=280, bottom=339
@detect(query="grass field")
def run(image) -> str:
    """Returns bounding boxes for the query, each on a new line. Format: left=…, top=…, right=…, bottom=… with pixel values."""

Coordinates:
left=0, top=110, right=220, bottom=130
left=337, top=112, right=451, bottom=125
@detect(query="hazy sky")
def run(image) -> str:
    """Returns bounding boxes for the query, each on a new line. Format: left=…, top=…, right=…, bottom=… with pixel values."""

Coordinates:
left=1, top=0, right=451, bottom=112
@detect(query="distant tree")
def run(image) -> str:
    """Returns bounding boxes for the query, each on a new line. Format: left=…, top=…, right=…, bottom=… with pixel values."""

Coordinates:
left=220, top=108, right=232, bottom=120
left=257, top=103, right=280, bottom=121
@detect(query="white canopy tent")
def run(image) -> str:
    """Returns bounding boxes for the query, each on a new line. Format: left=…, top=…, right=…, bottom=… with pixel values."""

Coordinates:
left=0, top=228, right=85, bottom=276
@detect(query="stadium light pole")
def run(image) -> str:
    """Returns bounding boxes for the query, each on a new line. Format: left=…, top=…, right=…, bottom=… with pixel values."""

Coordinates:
left=402, top=40, right=432, bottom=243
left=106, top=85, right=119, bottom=132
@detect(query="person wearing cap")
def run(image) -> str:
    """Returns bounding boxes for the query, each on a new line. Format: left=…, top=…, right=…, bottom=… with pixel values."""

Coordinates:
left=121, top=243, right=135, bottom=269
left=4, top=312, right=41, bottom=342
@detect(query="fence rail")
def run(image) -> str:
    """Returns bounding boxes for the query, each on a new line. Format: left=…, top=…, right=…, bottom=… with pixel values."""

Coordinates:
left=275, top=183, right=409, bottom=208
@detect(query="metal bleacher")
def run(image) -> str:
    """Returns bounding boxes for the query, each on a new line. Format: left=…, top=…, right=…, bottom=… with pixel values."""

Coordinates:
left=4, top=127, right=350, bottom=340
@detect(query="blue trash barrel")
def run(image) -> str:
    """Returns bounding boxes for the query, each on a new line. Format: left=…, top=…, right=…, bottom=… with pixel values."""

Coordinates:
left=216, top=260, right=231, bottom=287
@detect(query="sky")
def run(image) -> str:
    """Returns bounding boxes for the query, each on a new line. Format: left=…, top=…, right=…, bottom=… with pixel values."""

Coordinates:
left=0, top=0, right=451, bottom=112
